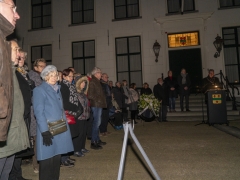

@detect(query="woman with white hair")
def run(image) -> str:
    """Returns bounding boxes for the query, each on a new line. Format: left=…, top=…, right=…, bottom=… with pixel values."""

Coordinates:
left=33, top=65, right=73, bottom=180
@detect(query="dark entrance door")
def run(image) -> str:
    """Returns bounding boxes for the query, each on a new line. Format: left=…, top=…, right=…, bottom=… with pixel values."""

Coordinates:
left=169, top=48, right=202, bottom=93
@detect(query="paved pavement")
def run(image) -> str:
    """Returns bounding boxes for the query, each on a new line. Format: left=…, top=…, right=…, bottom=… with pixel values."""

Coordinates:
left=22, top=119, right=240, bottom=180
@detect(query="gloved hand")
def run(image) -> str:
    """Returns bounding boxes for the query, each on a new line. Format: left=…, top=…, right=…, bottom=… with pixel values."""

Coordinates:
left=41, top=131, right=53, bottom=146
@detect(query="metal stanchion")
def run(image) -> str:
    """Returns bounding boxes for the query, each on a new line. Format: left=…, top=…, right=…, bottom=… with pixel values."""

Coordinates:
left=117, top=122, right=161, bottom=180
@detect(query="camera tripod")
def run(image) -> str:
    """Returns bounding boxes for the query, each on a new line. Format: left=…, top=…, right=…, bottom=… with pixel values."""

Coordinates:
left=117, top=121, right=161, bottom=180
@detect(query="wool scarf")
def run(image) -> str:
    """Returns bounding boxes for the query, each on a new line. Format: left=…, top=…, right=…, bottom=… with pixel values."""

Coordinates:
left=181, top=73, right=187, bottom=84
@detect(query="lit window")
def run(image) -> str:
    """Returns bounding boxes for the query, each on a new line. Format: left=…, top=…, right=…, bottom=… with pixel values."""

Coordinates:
left=168, top=32, right=200, bottom=48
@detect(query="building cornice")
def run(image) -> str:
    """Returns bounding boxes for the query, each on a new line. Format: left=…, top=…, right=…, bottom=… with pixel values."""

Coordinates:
left=154, top=12, right=214, bottom=25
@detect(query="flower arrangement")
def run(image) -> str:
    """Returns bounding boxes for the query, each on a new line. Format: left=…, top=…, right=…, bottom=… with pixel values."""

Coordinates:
left=138, top=94, right=160, bottom=116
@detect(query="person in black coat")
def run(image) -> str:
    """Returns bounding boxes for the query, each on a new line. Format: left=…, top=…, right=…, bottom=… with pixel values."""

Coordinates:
left=202, top=69, right=222, bottom=103
left=10, top=50, right=34, bottom=180
left=60, top=69, right=83, bottom=166
left=99, top=73, right=112, bottom=136
left=111, top=81, right=128, bottom=112
left=140, top=82, right=152, bottom=95
left=178, top=68, right=191, bottom=111
left=164, top=70, right=178, bottom=112
left=153, top=78, right=169, bottom=122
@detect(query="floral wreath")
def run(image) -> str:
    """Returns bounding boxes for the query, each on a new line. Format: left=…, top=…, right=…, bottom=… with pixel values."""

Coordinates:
left=138, top=94, right=161, bottom=117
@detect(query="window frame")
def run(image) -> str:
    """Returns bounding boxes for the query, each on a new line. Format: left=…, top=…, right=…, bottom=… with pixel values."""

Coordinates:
left=71, top=0, right=95, bottom=25
left=31, top=44, right=52, bottom=68
left=219, top=0, right=240, bottom=8
left=222, top=26, right=240, bottom=84
left=31, top=0, right=52, bottom=30
left=166, top=0, right=196, bottom=15
left=113, top=0, right=140, bottom=20
left=72, top=40, right=95, bottom=75
left=115, top=36, right=143, bottom=87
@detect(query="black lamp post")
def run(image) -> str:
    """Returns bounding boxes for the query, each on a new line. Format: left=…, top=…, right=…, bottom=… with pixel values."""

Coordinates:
left=153, top=40, right=161, bottom=62
left=213, top=34, right=223, bottom=58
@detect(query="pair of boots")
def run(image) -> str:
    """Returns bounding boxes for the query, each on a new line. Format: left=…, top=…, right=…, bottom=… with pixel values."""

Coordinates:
left=91, top=140, right=106, bottom=150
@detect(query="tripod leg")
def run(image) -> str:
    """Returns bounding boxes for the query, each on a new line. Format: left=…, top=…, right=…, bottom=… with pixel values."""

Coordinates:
left=128, top=124, right=161, bottom=180
left=117, top=123, right=130, bottom=180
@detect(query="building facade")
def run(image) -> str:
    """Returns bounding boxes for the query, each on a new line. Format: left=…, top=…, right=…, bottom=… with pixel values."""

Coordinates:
left=16, top=0, right=240, bottom=91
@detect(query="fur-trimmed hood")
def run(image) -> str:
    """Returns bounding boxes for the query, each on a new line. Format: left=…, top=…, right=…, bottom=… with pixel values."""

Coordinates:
left=75, top=75, right=89, bottom=94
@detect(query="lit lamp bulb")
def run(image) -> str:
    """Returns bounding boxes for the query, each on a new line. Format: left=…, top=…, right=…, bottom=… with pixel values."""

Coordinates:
left=215, top=85, right=218, bottom=88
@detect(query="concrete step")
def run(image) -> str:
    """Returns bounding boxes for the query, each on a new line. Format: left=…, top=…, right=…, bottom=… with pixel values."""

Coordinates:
left=155, top=94, right=239, bottom=122
left=167, top=110, right=239, bottom=117
left=166, top=115, right=240, bottom=121
left=175, top=98, right=233, bottom=103
left=173, top=102, right=233, bottom=107
left=172, top=106, right=234, bottom=112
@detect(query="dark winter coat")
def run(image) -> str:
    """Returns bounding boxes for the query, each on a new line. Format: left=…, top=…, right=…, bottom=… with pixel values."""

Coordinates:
left=60, top=80, right=81, bottom=138
left=153, top=83, right=169, bottom=106
left=140, top=88, right=152, bottom=95
left=111, top=86, right=127, bottom=109
left=28, top=70, right=42, bottom=136
left=202, top=76, right=222, bottom=103
left=0, top=14, right=14, bottom=141
left=164, top=76, right=178, bottom=98
left=202, top=76, right=222, bottom=93
left=88, top=76, right=107, bottom=108
left=28, top=70, right=43, bottom=87
left=0, top=67, right=29, bottom=158
left=75, top=76, right=91, bottom=120
left=177, top=74, right=191, bottom=95
left=15, top=71, right=35, bottom=119
left=101, top=80, right=112, bottom=109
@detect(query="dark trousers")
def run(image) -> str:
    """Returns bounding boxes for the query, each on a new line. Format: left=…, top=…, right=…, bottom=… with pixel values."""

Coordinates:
left=86, top=111, right=93, bottom=138
left=32, top=136, right=39, bottom=170
left=112, top=112, right=123, bottom=126
left=158, top=105, right=167, bottom=121
left=131, top=110, right=137, bottom=120
left=9, top=157, right=22, bottom=180
left=39, top=155, right=61, bottom=180
left=73, top=120, right=87, bottom=152
left=99, top=108, right=109, bottom=133
left=122, top=108, right=128, bottom=121
left=0, top=155, right=15, bottom=180
left=180, top=93, right=189, bottom=110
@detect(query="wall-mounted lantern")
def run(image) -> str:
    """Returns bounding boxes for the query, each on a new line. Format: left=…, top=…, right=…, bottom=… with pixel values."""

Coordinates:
left=213, top=34, right=223, bottom=58
left=153, top=40, right=161, bottom=62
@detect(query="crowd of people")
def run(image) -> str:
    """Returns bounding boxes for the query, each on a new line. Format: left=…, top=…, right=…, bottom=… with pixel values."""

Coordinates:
left=1, top=1, right=221, bottom=180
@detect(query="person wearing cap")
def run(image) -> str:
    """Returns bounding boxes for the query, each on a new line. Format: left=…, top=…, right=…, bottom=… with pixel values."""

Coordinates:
left=33, top=65, right=73, bottom=180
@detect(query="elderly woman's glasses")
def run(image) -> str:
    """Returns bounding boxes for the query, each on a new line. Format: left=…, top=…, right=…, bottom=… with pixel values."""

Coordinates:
left=49, top=74, right=58, bottom=78
left=0, top=1, right=17, bottom=13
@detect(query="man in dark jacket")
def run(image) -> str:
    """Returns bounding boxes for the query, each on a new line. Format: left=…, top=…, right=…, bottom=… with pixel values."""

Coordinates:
left=88, top=67, right=107, bottom=150
left=0, top=0, right=20, bottom=142
left=178, top=68, right=191, bottom=111
left=153, top=78, right=169, bottom=122
left=202, top=69, right=222, bottom=103
left=100, top=73, right=112, bottom=137
left=0, top=1, right=21, bottom=179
